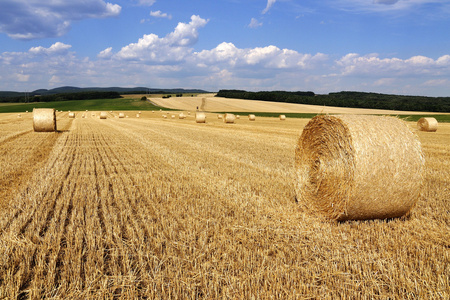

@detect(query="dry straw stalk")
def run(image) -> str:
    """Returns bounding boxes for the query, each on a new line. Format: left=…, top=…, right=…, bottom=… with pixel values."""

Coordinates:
left=223, top=113, right=236, bottom=124
left=295, top=115, right=424, bottom=221
left=417, top=117, right=438, bottom=132
left=195, top=112, right=206, bottom=123
left=33, top=108, right=57, bottom=132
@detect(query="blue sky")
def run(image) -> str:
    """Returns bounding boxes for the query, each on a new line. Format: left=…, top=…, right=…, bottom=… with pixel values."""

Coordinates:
left=0, top=0, right=449, bottom=96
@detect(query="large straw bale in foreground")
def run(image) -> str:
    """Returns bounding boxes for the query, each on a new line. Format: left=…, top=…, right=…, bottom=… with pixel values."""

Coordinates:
left=196, top=112, right=206, bottom=123
left=417, top=117, right=438, bottom=132
left=295, top=115, right=424, bottom=221
left=33, top=108, right=57, bottom=132
left=223, top=113, right=236, bottom=124
left=100, top=112, right=108, bottom=119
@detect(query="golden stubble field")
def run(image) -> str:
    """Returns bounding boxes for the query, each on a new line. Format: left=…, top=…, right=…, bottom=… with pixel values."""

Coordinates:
left=0, top=110, right=448, bottom=299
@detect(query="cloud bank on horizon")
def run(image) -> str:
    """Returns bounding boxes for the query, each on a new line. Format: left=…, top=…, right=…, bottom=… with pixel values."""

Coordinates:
left=0, top=0, right=449, bottom=96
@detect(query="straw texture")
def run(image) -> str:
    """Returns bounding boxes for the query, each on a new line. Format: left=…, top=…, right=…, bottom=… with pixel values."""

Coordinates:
left=417, top=117, right=438, bottom=132
left=196, top=112, right=206, bottom=123
left=100, top=112, right=108, bottom=119
left=33, top=108, right=57, bottom=132
left=223, top=113, right=236, bottom=124
left=295, top=115, right=424, bottom=221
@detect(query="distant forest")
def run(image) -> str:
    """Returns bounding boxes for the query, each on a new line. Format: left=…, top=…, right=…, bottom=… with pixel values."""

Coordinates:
left=216, top=90, right=450, bottom=113
left=0, top=86, right=208, bottom=103
left=0, top=91, right=122, bottom=103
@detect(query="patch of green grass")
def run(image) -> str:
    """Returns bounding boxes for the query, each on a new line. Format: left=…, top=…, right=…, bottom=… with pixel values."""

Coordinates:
left=0, top=97, right=173, bottom=113
left=396, top=114, right=450, bottom=123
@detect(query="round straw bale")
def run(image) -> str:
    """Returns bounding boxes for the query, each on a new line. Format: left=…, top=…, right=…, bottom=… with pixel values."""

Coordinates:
left=295, top=115, right=424, bottom=221
left=171, top=115, right=175, bottom=119
left=68, top=112, right=75, bottom=118
left=163, top=115, right=167, bottom=119
left=236, top=115, right=240, bottom=119
left=118, top=113, right=125, bottom=118
left=417, top=117, right=438, bottom=132
left=280, top=115, right=286, bottom=120
left=223, top=113, right=236, bottom=124
left=188, top=111, right=191, bottom=115
left=100, top=112, right=107, bottom=119
left=217, top=114, right=223, bottom=119
left=179, top=113, right=186, bottom=119
left=17, top=114, right=21, bottom=118
left=136, top=114, right=140, bottom=118
left=248, top=114, right=256, bottom=121
left=196, top=112, right=206, bottom=123
left=33, top=108, right=57, bottom=132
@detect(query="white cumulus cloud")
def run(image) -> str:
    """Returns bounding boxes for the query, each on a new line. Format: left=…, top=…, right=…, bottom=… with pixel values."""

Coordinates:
left=0, top=0, right=121, bottom=40
left=113, top=15, right=209, bottom=62
left=150, top=10, right=172, bottom=19
left=29, top=42, right=72, bottom=55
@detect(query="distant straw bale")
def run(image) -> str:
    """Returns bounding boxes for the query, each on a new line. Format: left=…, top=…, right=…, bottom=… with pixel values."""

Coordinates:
left=136, top=114, right=140, bottom=118
left=33, top=108, right=57, bottom=132
left=179, top=113, right=186, bottom=119
left=69, top=112, right=75, bottom=118
left=17, top=114, right=21, bottom=118
left=248, top=114, right=256, bottom=121
left=196, top=112, right=206, bottom=123
left=236, top=115, right=240, bottom=119
left=118, top=113, right=125, bottom=118
left=223, top=113, right=236, bottom=124
left=295, top=115, right=424, bottom=221
left=217, top=114, right=223, bottom=119
left=417, top=117, right=438, bottom=132
left=100, top=112, right=107, bottom=119
left=280, top=115, right=286, bottom=120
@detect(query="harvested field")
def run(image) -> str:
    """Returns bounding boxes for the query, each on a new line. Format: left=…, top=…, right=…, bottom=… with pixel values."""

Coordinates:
left=0, top=111, right=448, bottom=299
left=150, top=94, right=447, bottom=115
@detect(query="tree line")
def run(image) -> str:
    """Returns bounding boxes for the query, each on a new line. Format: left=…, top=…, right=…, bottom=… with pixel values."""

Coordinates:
left=216, top=90, right=450, bottom=112
left=0, top=91, right=122, bottom=103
